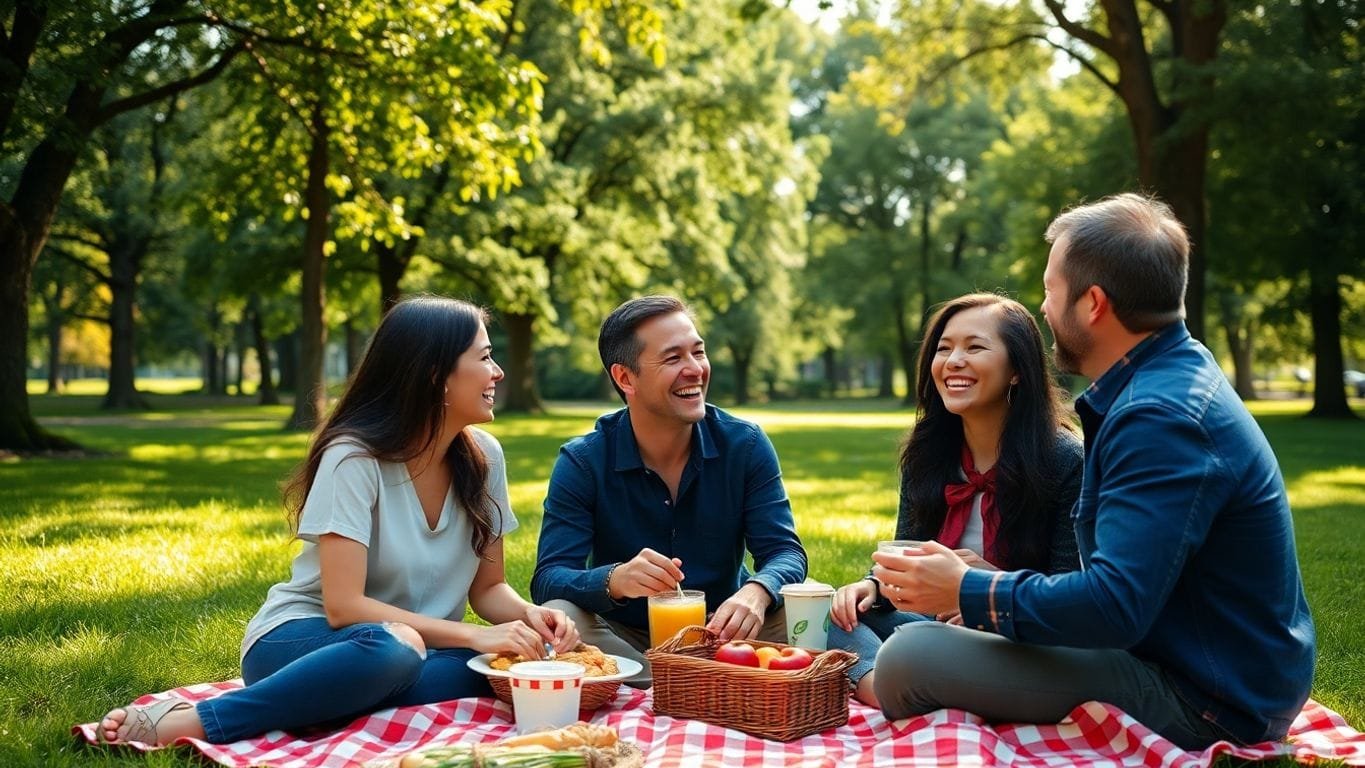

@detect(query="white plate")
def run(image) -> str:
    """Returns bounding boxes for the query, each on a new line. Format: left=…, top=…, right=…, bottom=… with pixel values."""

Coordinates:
left=467, top=652, right=642, bottom=683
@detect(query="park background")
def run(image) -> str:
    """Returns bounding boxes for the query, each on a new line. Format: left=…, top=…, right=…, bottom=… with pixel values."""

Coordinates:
left=1, top=0, right=1362, bottom=765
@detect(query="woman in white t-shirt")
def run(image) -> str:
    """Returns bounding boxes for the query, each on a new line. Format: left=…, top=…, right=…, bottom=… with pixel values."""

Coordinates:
left=99, top=296, right=579, bottom=745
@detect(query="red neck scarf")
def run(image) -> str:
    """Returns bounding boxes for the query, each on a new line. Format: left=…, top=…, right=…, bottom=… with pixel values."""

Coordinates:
left=939, top=443, right=1001, bottom=566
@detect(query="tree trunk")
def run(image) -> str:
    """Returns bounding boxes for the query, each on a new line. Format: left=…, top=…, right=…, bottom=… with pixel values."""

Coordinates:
left=918, top=197, right=933, bottom=331
left=893, top=297, right=916, bottom=406
left=250, top=298, right=280, bottom=406
left=202, top=341, right=220, bottom=395
left=1306, top=266, right=1355, bottom=419
left=1153, top=144, right=1209, bottom=342
left=878, top=351, right=895, bottom=399
left=42, top=279, right=65, bottom=395
left=46, top=316, right=63, bottom=394
left=0, top=149, right=85, bottom=450
left=287, top=105, right=331, bottom=431
left=376, top=164, right=446, bottom=316
left=500, top=311, right=543, bottom=413
left=949, top=227, right=967, bottom=272
left=822, top=346, right=838, bottom=397
left=377, top=242, right=405, bottom=316
left=234, top=320, right=248, bottom=396
left=1221, top=312, right=1257, bottom=401
left=731, top=342, right=752, bottom=406
left=1101, top=0, right=1224, bottom=343
left=276, top=331, right=298, bottom=392
left=1215, top=286, right=1257, bottom=400
left=344, top=318, right=363, bottom=375
left=101, top=239, right=148, bottom=409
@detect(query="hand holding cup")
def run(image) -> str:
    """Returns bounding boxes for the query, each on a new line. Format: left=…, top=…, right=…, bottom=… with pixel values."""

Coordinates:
left=871, top=539, right=970, bottom=616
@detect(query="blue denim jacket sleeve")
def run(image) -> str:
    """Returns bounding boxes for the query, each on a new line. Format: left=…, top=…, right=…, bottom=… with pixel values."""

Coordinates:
left=738, top=427, right=808, bottom=603
left=960, top=403, right=1229, bottom=644
left=530, top=446, right=624, bottom=615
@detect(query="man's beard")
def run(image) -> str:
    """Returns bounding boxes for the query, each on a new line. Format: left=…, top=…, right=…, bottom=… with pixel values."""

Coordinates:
left=1051, top=313, right=1091, bottom=375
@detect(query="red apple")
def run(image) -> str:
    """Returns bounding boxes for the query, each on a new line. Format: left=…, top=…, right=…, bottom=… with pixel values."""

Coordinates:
left=766, top=646, right=814, bottom=671
left=714, top=641, right=761, bottom=667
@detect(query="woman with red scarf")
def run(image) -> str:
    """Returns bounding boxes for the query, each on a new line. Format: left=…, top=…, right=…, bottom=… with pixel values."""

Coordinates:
left=828, top=293, right=1082, bottom=707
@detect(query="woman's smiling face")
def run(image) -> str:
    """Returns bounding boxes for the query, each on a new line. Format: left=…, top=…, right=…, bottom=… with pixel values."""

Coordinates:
left=931, top=305, right=1017, bottom=421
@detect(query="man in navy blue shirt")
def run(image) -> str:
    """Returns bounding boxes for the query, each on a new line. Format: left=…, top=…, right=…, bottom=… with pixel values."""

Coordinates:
left=531, top=296, right=808, bottom=685
left=869, top=194, right=1315, bottom=749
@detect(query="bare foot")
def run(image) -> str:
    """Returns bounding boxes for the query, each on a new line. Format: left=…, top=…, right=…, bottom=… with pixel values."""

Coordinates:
left=99, top=699, right=206, bottom=745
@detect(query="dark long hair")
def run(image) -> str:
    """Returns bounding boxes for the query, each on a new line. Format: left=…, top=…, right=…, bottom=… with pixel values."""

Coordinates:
left=282, top=296, right=503, bottom=557
left=899, top=293, right=1076, bottom=570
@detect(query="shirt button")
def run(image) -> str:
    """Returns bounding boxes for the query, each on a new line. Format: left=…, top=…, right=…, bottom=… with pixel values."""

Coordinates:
left=664, top=500, right=671, bottom=506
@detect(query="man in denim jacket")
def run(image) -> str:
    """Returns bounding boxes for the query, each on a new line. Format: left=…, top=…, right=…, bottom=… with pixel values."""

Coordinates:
left=870, top=194, right=1315, bottom=749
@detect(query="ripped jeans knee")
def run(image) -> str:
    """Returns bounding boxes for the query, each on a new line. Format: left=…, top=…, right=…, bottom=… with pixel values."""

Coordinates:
left=381, top=621, right=428, bottom=659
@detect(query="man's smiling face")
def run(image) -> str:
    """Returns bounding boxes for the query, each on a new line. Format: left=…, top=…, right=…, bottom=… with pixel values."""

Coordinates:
left=622, top=311, right=710, bottom=425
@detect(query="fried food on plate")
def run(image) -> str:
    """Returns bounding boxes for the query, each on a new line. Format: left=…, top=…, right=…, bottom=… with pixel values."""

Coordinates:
left=488, top=644, right=619, bottom=677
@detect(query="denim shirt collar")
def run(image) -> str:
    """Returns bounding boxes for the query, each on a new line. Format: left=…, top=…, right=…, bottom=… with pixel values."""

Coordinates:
left=610, top=406, right=721, bottom=472
left=1077, top=321, right=1190, bottom=420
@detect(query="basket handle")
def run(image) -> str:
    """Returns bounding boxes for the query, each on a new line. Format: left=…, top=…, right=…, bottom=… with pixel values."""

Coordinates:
left=653, top=624, right=716, bottom=653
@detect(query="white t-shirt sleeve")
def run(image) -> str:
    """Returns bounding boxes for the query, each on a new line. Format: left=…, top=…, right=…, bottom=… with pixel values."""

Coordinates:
left=297, top=440, right=379, bottom=546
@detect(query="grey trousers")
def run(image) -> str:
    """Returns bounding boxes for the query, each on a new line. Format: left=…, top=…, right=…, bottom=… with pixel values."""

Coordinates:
left=873, top=621, right=1233, bottom=751
left=544, top=598, right=789, bottom=688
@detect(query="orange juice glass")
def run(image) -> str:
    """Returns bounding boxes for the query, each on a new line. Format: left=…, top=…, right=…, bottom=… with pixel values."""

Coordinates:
left=647, top=590, right=706, bottom=647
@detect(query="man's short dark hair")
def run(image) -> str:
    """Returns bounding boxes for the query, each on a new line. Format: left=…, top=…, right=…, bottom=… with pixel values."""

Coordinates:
left=598, top=295, right=691, bottom=402
left=1045, top=193, right=1189, bottom=333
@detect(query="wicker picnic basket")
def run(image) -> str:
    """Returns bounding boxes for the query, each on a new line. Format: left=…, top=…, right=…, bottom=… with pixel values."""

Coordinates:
left=645, top=625, right=857, bottom=742
left=487, top=676, right=622, bottom=712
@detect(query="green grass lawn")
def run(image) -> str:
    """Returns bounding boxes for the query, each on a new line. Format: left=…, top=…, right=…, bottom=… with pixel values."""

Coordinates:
left=2, top=394, right=1362, bottom=766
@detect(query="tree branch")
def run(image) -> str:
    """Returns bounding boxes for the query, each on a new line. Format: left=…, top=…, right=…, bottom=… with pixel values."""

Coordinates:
left=1145, top=0, right=1178, bottom=32
left=1036, top=36, right=1120, bottom=95
left=1038, top=0, right=1117, bottom=59
left=48, top=230, right=109, bottom=252
left=246, top=43, right=315, bottom=135
left=47, top=245, right=112, bottom=284
left=205, top=15, right=368, bottom=61
left=424, top=252, right=492, bottom=293
left=96, top=41, right=246, bottom=122
left=0, top=0, right=48, bottom=138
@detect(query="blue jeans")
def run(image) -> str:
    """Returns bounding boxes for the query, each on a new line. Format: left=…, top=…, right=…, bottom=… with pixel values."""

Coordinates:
left=826, top=608, right=931, bottom=684
left=196, top=618, right=491, bottom=743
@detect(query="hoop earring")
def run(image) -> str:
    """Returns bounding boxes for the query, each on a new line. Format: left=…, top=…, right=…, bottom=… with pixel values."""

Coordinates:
left=1007, top=385, right=1014, bottom=406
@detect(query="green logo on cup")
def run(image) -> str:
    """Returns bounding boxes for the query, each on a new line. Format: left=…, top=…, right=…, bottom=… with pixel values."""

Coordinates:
left=793, top=619, right=808, bottom=636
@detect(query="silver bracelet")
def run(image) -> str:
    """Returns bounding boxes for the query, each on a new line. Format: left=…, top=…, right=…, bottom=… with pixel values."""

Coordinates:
left=604, top=562, right=622, bottom=600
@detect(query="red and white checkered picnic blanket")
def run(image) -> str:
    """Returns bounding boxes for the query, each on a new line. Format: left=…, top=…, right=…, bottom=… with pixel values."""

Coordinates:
left=74, top=681, right=1365, bottom=767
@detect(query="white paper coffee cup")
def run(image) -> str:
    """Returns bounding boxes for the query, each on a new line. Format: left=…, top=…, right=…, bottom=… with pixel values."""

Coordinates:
left=507, top=661, right=584, bottom=734
left=779, top=581, right=836, bottom=650
left=877, top=539, right=926, bottom=555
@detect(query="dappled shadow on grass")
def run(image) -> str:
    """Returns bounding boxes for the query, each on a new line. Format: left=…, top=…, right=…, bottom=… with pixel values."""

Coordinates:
left=10, top=509, right=288, bottom=548
left=1254, top=412, right=1365, bottom=484
left=0, top=455, right=291, bottom=516
left=0, top=565, right=276, bottom=657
